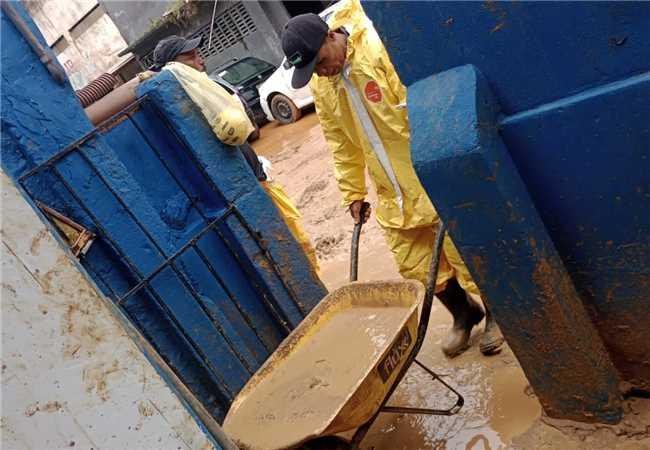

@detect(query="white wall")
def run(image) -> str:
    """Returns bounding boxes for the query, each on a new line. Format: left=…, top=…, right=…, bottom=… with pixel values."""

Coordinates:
left=24, top=0, right=132, bottom=89
left=1, top=171, right=214, bottom=450
left=24, top=0, right=98, bottom=45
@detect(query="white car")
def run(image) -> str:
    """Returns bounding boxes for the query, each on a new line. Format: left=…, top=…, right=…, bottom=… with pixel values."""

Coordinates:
left=258, top=60, right=314, bottom=124
left=258, top=4, right=340, bottom=124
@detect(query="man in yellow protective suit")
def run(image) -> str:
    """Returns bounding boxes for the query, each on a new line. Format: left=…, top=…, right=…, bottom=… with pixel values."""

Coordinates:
left=281, top=1, right=503, bottom=356
left=152, top=36, right=319, bottom=272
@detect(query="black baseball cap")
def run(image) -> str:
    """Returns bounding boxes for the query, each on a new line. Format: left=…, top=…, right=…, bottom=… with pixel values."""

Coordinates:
left=281, top=13, right=329, bottom=89
left=152, top=35, right=203, bottom=70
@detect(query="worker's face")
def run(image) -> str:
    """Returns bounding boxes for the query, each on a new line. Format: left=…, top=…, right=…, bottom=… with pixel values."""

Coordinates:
left=175, top=49, right=205, bottom=72
left=315, top=31, right=347, bottom=77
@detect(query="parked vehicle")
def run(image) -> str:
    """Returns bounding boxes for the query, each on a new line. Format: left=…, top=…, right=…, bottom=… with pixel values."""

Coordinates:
left=258, top=60, right=314, bottom=125
left=209, top=57, right=276, bottom=129
left=257, top=4, right=339, bottom=125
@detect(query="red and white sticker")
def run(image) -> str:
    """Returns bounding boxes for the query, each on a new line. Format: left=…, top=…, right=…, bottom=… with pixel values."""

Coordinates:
left=364, top=80, right=383, bottom=103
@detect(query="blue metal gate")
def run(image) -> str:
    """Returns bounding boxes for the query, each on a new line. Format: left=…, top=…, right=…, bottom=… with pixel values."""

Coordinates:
left=15, top=95, right=318, bottom=421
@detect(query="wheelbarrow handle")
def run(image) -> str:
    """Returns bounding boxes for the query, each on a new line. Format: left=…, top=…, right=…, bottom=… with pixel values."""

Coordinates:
left=419, top=221, right=447, bottom=345
left=350, top=221, right=450, bottom=449
left=349, top=202, right=371, bottom=282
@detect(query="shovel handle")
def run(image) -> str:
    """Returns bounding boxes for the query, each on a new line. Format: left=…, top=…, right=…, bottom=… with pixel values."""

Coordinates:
left=349, top=202, right=370, bottom=282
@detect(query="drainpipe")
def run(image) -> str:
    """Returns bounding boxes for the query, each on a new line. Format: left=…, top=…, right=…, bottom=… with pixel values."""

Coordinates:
left=1, top=1, right=67, bottom=85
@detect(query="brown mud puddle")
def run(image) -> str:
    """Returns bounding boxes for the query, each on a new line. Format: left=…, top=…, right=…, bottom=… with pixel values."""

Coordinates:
left=253, top=112, right=321, bottom=158
left=355, top=312, right=541, bottom=450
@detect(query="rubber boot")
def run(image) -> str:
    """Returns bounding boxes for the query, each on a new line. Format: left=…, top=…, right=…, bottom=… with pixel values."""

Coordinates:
left=479, top=305, right=505, bottom=355
left=436, top=278, right=485, bottom=357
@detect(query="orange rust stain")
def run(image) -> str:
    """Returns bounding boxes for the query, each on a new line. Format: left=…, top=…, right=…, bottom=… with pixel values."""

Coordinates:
left=471, top=254, right=487, bottom=286
left=83, top=359, right=121, bottom=402
left=24, top=401, right=65, bottom=417
left=138, top=401, right=155, bottom=417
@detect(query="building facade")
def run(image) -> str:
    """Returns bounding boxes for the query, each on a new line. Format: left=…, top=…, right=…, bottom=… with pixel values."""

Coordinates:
left=24, top=0, right=134, bottom=89
left=103, top=0, right=328, bottom=74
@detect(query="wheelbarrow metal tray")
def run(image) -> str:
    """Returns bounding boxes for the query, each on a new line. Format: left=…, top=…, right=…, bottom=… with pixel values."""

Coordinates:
left=223, top=280, right=424, bottom=450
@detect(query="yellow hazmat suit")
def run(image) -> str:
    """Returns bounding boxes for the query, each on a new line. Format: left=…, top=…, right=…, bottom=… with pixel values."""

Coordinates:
left=311, top=0, right=476, bottom=293
left=262, top=181, right=320, bottom=272
left=164, top=62, right=319, bottom=272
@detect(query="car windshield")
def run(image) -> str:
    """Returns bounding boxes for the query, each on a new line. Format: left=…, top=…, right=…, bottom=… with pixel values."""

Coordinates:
left=217, top=58, right=275, bottom=85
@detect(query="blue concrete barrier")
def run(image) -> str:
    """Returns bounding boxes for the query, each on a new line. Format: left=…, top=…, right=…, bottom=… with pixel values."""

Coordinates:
left=408, top=65, right=622, bottom=423
left=364, top=0, right=649, bottom=422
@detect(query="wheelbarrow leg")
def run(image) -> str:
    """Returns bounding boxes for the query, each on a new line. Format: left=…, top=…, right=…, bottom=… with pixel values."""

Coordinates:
left=379, top=359, right=464, bottom=416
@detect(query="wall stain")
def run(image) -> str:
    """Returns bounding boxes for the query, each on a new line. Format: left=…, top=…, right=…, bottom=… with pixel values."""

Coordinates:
left=82, top=359, right=121, bottom=402
left=24, top=401, right=65, bottom=417
left=29, top=229, right=48, bottom=255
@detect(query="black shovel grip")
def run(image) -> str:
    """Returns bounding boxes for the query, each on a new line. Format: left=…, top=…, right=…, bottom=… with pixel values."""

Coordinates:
left=349, top=202, right=371, bottom=282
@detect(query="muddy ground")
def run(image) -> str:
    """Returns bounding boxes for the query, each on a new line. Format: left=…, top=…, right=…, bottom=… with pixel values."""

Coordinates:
left=253, top=112, right=650, bottom=450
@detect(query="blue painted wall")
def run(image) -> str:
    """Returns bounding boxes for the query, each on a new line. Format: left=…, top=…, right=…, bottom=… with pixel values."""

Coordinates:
left=1, top=2, right=326, bottom=428
left=364, top=1, right=650, bottom=115
left=407, top=65, right=623, bottom=423
left=364, top=0, right=650, bottom=418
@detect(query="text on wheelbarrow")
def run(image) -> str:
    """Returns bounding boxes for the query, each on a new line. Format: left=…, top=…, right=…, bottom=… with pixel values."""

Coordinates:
left=378, top=326, right=412, bottom=382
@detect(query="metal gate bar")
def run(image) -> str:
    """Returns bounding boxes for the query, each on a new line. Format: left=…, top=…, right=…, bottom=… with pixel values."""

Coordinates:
left=17, top=95, right=316, bottom=407
left=24, top=147, right=256, bottom=386
left=21, top=165, right=236, bottom=403
left=143, top=98, right=308, bottom=319
left=125, top=109, right=291, bottom=342
left=20, top=96, right=301, bottom=332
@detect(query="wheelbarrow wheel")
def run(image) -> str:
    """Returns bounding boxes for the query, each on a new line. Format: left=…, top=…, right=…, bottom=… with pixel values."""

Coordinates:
left=299, top=436, right=353, bottom=450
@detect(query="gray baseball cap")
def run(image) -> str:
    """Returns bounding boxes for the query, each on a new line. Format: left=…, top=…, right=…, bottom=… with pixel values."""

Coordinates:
left=152, top=35, right=202, bottom=70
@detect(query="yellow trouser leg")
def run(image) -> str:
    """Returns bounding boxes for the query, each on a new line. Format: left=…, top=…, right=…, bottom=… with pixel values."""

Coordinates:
left=262, top=181, right=320, bottom=272
left=382, top=225, right=479, bottom=296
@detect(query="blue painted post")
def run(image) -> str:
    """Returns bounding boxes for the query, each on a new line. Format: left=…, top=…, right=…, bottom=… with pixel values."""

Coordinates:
left=407, top=65, right=623, bottom=423
left=364, top=0, right=650, bottom=422
left=498, top=73, right=650, bottom=390
left=138, top=74, right=327, bottom=324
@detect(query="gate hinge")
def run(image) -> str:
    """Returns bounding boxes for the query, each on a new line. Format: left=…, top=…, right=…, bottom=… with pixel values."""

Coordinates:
left=37, top=202, right=95, bottom=257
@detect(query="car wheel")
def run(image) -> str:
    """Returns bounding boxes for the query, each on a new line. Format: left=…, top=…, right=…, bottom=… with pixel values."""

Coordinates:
left=270, top=94, right=302, bottom=125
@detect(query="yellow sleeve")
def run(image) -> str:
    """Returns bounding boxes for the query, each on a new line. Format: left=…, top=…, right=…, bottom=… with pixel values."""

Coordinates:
left=313, top=93, right=367, bottom=207
left=380, top=50, right=407, bottom=105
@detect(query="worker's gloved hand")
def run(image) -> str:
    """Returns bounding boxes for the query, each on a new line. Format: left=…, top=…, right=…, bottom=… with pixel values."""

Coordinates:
left=349, top=200, right=371, bottom=224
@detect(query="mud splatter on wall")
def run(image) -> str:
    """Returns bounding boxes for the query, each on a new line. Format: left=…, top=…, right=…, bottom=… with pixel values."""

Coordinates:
left=1, top=172, right=214, bottom=449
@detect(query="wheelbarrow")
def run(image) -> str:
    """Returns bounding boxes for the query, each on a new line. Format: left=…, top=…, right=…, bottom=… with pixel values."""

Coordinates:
left=223, top=207, right=463, bottom=450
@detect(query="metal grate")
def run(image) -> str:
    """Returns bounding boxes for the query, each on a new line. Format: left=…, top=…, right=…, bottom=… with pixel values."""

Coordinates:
left=194, top=2, right=257, bottom=59
left=18, top=97, right=302, bottom=334
left=140, top=3, right=256, bottom=69
left=16, top=95, right=311, bottom=421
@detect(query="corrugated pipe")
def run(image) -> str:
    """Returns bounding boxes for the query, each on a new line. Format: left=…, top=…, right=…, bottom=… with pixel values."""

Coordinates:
left=84, top=76, right=140, bottom=125
left=1, top=1, right=67, bottom=85
left=76, top=73, right=118, bottom=108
